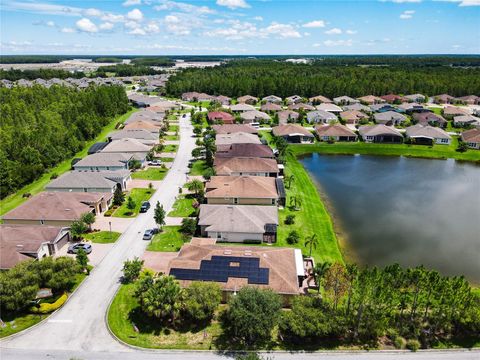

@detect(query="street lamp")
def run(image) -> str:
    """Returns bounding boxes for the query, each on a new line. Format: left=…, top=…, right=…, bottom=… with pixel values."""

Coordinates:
left=109, top=221, right=112, bottom=241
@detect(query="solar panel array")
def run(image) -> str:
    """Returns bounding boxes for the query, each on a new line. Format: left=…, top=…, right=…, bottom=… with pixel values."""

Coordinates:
left=170, top=255, right=269, bottom=285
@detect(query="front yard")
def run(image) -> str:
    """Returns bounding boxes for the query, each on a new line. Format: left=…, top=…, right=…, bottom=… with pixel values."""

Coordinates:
left=82, top=231, right=121, bottom=244
left=112, top=188, right=154, bottom=218
left=188, top=160, right=210, bottom=176
left=147, top=226, right=186, bottom=252
left=131, top=167, right=168, bottom=181
left=168, top=195, right=197, bottom=217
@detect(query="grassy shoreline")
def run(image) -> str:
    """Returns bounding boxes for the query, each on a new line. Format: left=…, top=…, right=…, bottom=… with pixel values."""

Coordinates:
left=0, top=108, right=137, bottom=216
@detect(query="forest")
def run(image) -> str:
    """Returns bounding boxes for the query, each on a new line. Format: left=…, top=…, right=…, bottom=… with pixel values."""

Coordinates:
left=95, top=64, right=164, bottom=77
left=0, top=68, right=86, bottom=81
left=0, top=85, right=129, bottom=198
left=130, top=57, right=175, bottom=67
left=166, top=59, right=480, bottom=99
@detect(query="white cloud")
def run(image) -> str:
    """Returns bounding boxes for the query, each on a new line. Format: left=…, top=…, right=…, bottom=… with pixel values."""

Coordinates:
left=216, top=0, right=250, bottom=9
left=253, top=16, right=263, bottom=21
left=144, top=22, right=160, bottom=33
left=3, top=1, right=84, bottom=16
left=322, top=39, right=353, bottom=47
left=436, top=0, right=480, bottom=5
left=84, top=8, right=102, bottom=17
left=154, top=1, right=214, bottom=14
left=128, top=27, right=146, bottom=35
left=302, top=20, right=326, bottom=28
left=346, top=29, right=357, bottom=34
left=46, top=20, right=55, bottom=27
left=204, top=20, right=302, bottom=40
left=123, top=0, right=142, bottom=6
left=263, top=22, right=302, bottom=38
left=76, top=18, right=98, bottom=33
left=61, top=27, right=76, bottom=33
left=381, top=0, right=422, bottom=3
left=325, top=27, right=342, bottom=35
left=164, top=14, right=191, bottom=35
left=127, top=8, right=144, bottom=21
left=400, top=10, right=415, bottom=19
left=99, top=22, right=114, bottom=30
left=101, top=13, right=125, bottom=23
left=125, top=20, right=140, bottom=29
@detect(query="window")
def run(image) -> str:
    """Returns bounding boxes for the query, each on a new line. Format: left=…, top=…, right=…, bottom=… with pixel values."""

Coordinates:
left=234, top=198, right=239, bottom=204
left=271, top=199, right=276, bottom=205
left=217, top=232, right=222, bottom=239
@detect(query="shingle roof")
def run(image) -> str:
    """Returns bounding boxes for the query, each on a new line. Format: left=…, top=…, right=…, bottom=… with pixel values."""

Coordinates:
left=340, top=110, right=368, bottom=121
left=230, top=104, right=256, bottom=112
left=461, top=128, right=480, bottom=143
left=405, top=124, right=451, bottom=139
left=46, top=170, right=129, bottom=190
left=443, top=106, right=469, bottom=116
left=307, top=110, right=337, bottom=122
left=237, top=95, right=258, bottom=103
left=123, top=120, right=161, bottom=131
left=215, top=132, right=261, bottom=146
left=288, top=103, right=315, bottom=111
left=101, top=138, right=152, bottom=153
left=359, top=124, right=403, bottom=137
left=74, top=153, right=132, bottom=168
left=315, top=124, right=357, bottom=137
left=240, top=110, right=270, bottom=121
left=199, top=204, right=278, bottom=233
left=214, top=157, right=278, bottom=175
left=205, top=176, right=278, bottom=199
left=374, top=111, right=407, bottom=122
left=261, top=103, right=283, bottom=112
left=308, top=95, right=332, bottom=103
left=316, top=103, right=343, bottom=112
left=212, top=124, right=258, bottom=134
left=109, top=129, right=158, bottom=141
left=277, top=110, right=299, bottom=124
left=207, top=111, right=234, bottom=122
left=215, top=143, right=274, bottom=158
left=272, top=124, right=314, bottom=137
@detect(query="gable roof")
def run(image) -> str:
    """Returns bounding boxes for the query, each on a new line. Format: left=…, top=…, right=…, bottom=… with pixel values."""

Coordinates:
left=340, top=110, right=368, bottom=121
left=261, top=103, right=283, bottom=112
left=333, top=95, right=359, bottom=104
left=230, top=103, right=256, bottom=112
left=215, top=132, right=261, bottom=146
left=405, top=124, right=451, bottom=139
left=308, top=95, right=332, bottom=103
left=315, top=124, right=357, bottom=137
left=359, top=124, right=403, bottom=137
left=109, top=129, right=158, bottom=141
left=199, top=204, right=278, bottom=233
left=461, top=128, right=480, bottom=143
left=2, top=192, right=109, bottom=222
left=46, top=170, right=130, bottom=190
left=357, top=95, right=385, bottom=104
left=237, top=95, right=258, bottom=103
left=288, top=103, right=315, bottom=111
left=307, top=110, right=337, bottom=122
left=73, top=153, right=132, bottom=168
left=212, top=124, right=258, bottom=134
left=215, top=143, right=274, bottom=158
left=316, top=103, right=343, bottom=112
left=277, top=110, right=299, bottom=123
left=272, top=124, right=314, bottom=137
left=214, top=157, right=278, bottom=175
left=101, top=138, right=151, bottom=153
left=207, top=111, right=234, bottom=122
left=206, top=176, right=278, bottom=199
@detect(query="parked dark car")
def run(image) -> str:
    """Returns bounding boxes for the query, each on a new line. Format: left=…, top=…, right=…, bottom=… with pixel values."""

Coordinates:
left=67, top=243, right=92, bottom=254
left=140, top=201, right=151, bottom=213
left=143, top=229, right=155, bottom=240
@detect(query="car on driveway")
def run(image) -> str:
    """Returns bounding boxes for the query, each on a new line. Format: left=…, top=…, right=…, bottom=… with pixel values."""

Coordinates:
left=143, top=229, right=155, bottom=240
left=67, top=243, right=92, bottom=254
left=147, top=160, right=162, bottom=166
left=140, top=201, right=151, bottom=213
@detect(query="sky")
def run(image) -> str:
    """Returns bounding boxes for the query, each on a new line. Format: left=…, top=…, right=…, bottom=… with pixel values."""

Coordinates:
left=1, top=0, right=479, bottom=55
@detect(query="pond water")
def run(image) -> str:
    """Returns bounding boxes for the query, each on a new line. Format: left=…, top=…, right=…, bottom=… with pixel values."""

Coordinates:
left=301, top=154, right=480, bottom=282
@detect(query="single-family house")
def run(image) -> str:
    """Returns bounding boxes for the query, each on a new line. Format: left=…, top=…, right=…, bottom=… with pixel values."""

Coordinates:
left=461, top=129, right=480, bottom=149
left=230, top=103, right=256, bottom=113
left=443, top=106, right=469, bottom=119
left=212, top=124, right=258, bottom=135
left=215, top=143, right=275, bottom=159
left=380, top=94, right=404, bottom=104
left=215, top=95, right=232, bottom=105
left=405, top=124, right=452, bottom=145
left=207, top=111, right=235, bottom=125
left=309, top=95, right=332, bottom=104
left=357, top=95, right=385, bottom=105
left=370, top=103, right=396, bottom=113
left=316, top=103, right=343, bottom=113
left=359, top=124, right=403, bottom=143
left=240, top=110, right=270, bottom=124
left=288, top=103, right=315, bottom=111
left=124, top=109, right=164, bottom=123
left=434, top=94, right=455, bottom=104
left=198, top=205, right=278, bottom=243
left=277, top=110, right=299, bottom=124
left=285, top=95, right=303, bottom=105
left=181, top=92, right=213, bottom=102
left=453, top=115, right=480, bottom=127
left=343, top=103, right=371, bottom=113
left=73, top=153, right=133, bottom=171
left=403, top=94, right=426, bottom=103
left=333, top=96, right=359, bottom=105
left=315, top=124, right=357, bottom=142
left=456, top=95, right=479, bottom=105
left=101, top=138, right=152, bottom=158
left=412, top=112, right=447, bottom=128
left=272, top=124, right=314, bottom=143
left=261, top=103, right=283, bottom=112
left=397, top=103, right=429, bottom=115
left=214, top=157, right=279, bottom=177
left=306, top=110, right=337, bottom=124
left=108, top=129, right=159, bottom=145
left=205, top=176, right=280, bottom=205
left=46, top=170, right=131, bottom=193
left=2, top=192, right=112, bottom=226
left=374, top=111, right=407, bottom=126
left=123, top=120, right=161, bottom=133
left=237, top=95, right=258, bottom=105
left=0, top=225, right=71, bottom=269
left=165, top=238, right=306, bottom=303
left=215, top=132, right=261, bottom=148
left=262, top=95, right=283, bottom=104
left=340, top=110, right=369, bottom=125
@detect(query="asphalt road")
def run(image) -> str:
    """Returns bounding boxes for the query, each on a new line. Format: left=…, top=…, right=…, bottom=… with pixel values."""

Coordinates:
left=0, top=113, right=196, bottom=353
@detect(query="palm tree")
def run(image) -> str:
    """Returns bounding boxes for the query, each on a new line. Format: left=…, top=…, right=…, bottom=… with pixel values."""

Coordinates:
left=186, top=179, right=204, bottom=198
left=313, top=262, right=331, bottom=295
left=304, top=234, right=319, bottom=258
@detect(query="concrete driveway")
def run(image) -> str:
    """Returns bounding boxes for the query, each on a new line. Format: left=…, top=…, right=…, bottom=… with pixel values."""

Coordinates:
left=93, top=215, right=134, bottom=233
left=56, top=242, right=113, bottom=267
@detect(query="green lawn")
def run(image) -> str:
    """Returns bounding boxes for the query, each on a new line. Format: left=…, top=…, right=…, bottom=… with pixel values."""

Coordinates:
left=276, top=155, right=343, bottom=264
left=131, top=167, right=168, bottom=181
left=0, top=109, right=137, bottom=216
left=108, top=283, right=222, bottom=350
left=259, top=130, right=274, bottom=146
left=147, top=226, right=186, bottom=252
left=165, top=134, right=179, bottom=141
left=168, top=125, right=179, bottom=132
left=168, top=195, right=197, bottom=217
left=157, top=157, right=174, bottom=162
left=290, top=138, right=480, bottom=162
left=113, top=188, right=154, bottom=218
left=82, top=231, right=121, bottom=244
left=189, top=160, right=210, bottom=176
left=162, top=144, right=178, bottom=153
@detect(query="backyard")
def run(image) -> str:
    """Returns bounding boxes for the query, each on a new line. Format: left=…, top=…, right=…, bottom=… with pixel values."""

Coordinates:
left=113, top=188, right=154, bottom=218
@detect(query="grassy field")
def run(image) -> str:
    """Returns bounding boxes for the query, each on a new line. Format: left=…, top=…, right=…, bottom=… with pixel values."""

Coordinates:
left=168, top=195, right=197, bottom=217
left=0, top=109, right=137, bottom=216
left=165, top=134, right=179, bottom=141
left=168, top=125, right=179, bottom=132
left=290, top=138, right=480, bottom=162
left=188, top=160, right=210, bottom=176
left=276, top=155, right=343, bottom=264
left=113, top=188, right=154, bottom=218
left=162, top=144, right=178, bottom=153
left=131, top=167, right=168, bottom=181
left=147, top=226, right=186, bottom=252
left=82, top=231, right=121, bottom=244
left=108, top=283, right=222, bottom=350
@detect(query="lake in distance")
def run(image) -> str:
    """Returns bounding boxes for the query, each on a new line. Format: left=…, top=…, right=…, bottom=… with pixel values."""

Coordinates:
left=301, top=154, right=480, bottom=283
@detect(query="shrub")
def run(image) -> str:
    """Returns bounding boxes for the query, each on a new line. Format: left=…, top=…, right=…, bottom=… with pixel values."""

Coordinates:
left=284, top=214, right=295, bottom=225
left=286, top=230, right=300, bottom=245
left=394, top=336, right=406, bottom=349
left=180, top=218, right=197, bottom=236
left=30, top=293, right=68, bottom=314
left=122, top=258, right=144, bottom=283
left=182, top=282, right=221, bottom=323
left=22, top=192, right=31, bottom=198
left=406, top=339, right=420, bottom=352
left=50, top=173, right=58, bottom=179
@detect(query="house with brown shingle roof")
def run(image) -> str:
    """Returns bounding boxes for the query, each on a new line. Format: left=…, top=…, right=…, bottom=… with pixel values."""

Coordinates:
left=198, top=205, right=278, bottom=242
left=315, top=124, right=357, bottom=142
left=461, top=128, right=480, bottom=149
left=215, top=143, right=275, bottom=159
left=412, top=112, right=447, bottom=128
left=240, top=110, right=270, bottom=124
left=288, top=103, right=315, bottom=111
left=212, top=124, right=258, bottom=135
left=340, top=110, right=369, bottom=125
left=215, top=132, right=261, bottom=151
left=214, top=157, right=279, bottom=177
left=359, top=124, right=403, bottom=143
left=443, top=106, right=469, bottom=119
left=434, top=94, right=455, bottom=104
left=262, top=95, right=283, bottom=104
left=207, top=111, right=235, bottom=125
left=309, top=95, right=332, bottom=104
left=272, top=124, right=314, bottom=143
left=357, top=95, right=385, bottom=105
left=230, top=103, right=256, bottom=112
left=237, top=95, right=258, bottom=105
left=405, top=124, right=451, bottom=145
left=277, top=110, right=299, bottom=124
left=205, top=176, right=279, bottom=205
left=380, top=94, right=404, bottom=104
left=456, top=95, right=480, bottom=105
left=0, top=225, right=71, bottom=269
left=2, top=192, right=111, bottom=226
left=123, top=120, right=161, bottom=132
left=166, top=238, right=305, bottom=302
left=261, top=103, right=283, bottom=112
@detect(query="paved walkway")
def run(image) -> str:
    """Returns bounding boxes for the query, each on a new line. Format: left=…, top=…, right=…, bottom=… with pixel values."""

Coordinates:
left=0, top=114, right=196, bottom=353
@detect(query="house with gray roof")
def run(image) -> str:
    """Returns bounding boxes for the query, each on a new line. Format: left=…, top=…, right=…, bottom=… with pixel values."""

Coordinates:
left=101, top=138, right=152, bottom=157
left=46, top=170, right=131, bottom=193
left=374, top=111, right=407, bottom=126
left=240, top=110, right=271, bottom=124
left=73, top=153, right=134, bottom=171
left=333, top=96, right=359, bottom=105
left=262, top=95, right=283, bottom=104
left=108, top=129, right=159, bottom=145
left=285, top=95, right=303, bottom=105
left=230, top=103, right=256, bottom=112
left=359, top=125, right=403, bottom=143
left=405, top=124, right=451, bottom=145
left=453, top=115, right=480, bottom=127
left=316, top=103, right=343, bottom=113
left=342, top=103, right=371, bottom=113
left=403, top=94, right=426, bottom=103
left=277, top=110, right=299, bottom=124
left=306, top=110, right=337, bottom=124
left=198, top=204, right=278, bottom=243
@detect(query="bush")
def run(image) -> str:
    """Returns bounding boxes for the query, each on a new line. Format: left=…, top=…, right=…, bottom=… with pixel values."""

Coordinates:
left=406, top=339, right=420, bottom=352
left=122, top=258, right=144, bottom=283
left=284, top=214, right=295, bottom=225
left=180, top=218, right=197, bottom=236
left=22, top=192, right=31, bottom=198
left=394, top=336, right=406, bottom=349
left=30, top=293, right=68, bottom=314
left=286, top=230, right=300, bottom=245
left=104, top=208, right=114, bottom=217
left=182, top=282, right=222, bottom=323
left=50, top=173, right=58, bottom=179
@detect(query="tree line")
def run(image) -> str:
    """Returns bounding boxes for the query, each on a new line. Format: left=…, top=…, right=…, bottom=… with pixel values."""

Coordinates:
left=0, top=68, right=86, bottom=81
left=166, top=59, right=480, bottom=99
left=0, top=85, right=129, bottom=198
left=95, top=64, right=164, bottom=77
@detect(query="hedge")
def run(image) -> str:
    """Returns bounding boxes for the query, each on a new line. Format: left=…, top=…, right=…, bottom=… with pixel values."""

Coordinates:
left=30, top=293, right=68, bottom=314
